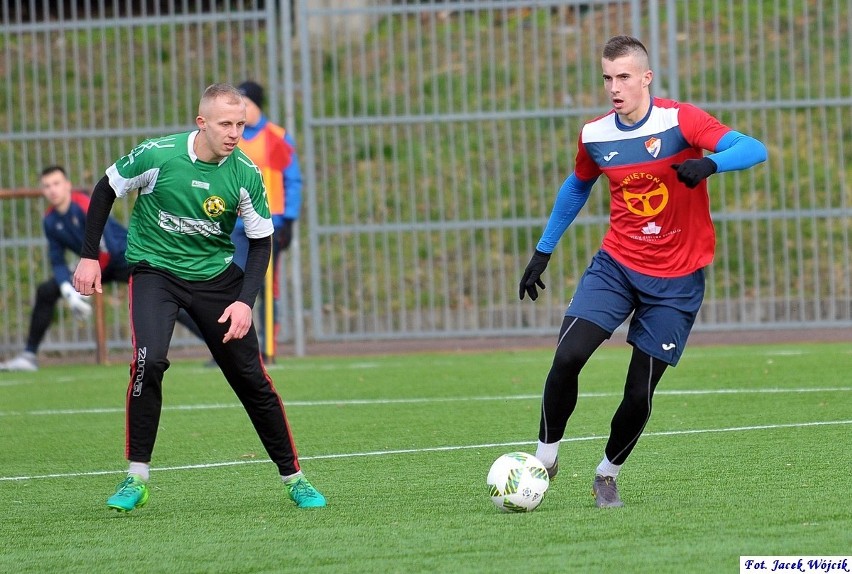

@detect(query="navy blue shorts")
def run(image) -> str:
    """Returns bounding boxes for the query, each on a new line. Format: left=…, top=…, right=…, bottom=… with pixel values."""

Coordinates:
left=566, top=250, right=705, bottom=366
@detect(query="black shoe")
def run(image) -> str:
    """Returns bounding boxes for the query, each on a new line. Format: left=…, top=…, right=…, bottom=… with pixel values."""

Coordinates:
left=592, top=474, right=624, bottom=508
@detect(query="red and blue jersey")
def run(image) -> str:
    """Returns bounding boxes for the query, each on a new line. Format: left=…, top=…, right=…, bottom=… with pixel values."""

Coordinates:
left=574, top=97, right=731, bottom=277
left=44, top=190, right=128, bottom=284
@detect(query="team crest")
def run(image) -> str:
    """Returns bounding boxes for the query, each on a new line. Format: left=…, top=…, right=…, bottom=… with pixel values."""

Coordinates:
left=645, top=136, right=661, bottom=158
left=203, top=195, right=226, bottom=217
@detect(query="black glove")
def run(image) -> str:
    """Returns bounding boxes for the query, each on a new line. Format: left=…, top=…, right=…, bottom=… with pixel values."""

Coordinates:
left=279, top=218, right=294, bottom=250
left=671, top=157, right=717, bottom=188
left=519, top=250, right=552, bottom=301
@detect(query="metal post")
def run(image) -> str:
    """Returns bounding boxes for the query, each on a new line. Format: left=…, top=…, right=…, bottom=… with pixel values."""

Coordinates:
left=647, top=0, right=663, bottom=96
left=666, top=0, right=679, bottom=100
left=296, top=0, right=324, bottom=344
left=282, top=0, right=307, bottom=356
left=94, top=291, right=108, bottom=365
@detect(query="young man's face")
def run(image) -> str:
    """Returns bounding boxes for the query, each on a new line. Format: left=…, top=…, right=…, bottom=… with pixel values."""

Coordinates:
left=40, top=170, right=72, bottom=210
left=601, top=54, right=653, bottom=124
left=195, top=96, right=246, bottom=162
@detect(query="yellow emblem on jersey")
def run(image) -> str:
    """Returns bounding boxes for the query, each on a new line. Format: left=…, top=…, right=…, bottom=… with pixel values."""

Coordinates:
left=203, top=196, right=226, bottom=217
left=620, top=172, right=669, bottom=217
left=622, top=185, right=668, bottom=217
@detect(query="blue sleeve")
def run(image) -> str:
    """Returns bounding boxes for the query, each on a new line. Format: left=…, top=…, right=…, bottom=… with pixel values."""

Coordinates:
left=708, top=131, right=767, bottom=173
left=283, top=132, right=303, bottom=220
left=44, top=217, right=71, bottom=285
left=535, top=173, right=596, bottom=254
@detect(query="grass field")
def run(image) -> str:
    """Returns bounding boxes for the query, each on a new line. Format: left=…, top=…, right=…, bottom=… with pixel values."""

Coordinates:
left=1, top=342, right=850, bottom=573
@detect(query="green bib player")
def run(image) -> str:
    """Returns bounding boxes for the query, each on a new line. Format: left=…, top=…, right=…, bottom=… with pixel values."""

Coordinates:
left=74, top=83, right=326, bottom=512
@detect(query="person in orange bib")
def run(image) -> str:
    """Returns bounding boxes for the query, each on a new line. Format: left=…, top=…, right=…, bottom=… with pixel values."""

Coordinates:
left=232, top=81, right=303, bottom=361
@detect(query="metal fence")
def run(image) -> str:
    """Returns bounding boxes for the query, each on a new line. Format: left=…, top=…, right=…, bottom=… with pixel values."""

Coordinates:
left=0, top=0, right=286, bottom=356
left=1, top=0, right=850, bottom=358
left=298, top=0, right=852, bottom=339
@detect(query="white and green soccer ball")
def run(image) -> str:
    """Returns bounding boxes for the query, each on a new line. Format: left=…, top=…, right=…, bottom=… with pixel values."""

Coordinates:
left=487, top=452, right=550, bottom=512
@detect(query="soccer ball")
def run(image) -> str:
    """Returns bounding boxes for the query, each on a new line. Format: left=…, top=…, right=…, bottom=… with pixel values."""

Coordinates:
left=486, top=452, right=550, bottom=512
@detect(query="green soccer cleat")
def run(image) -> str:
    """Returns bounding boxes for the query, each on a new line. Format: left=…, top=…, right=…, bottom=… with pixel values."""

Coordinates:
left=106, top=475, right=149, bottom=513
left=284, top=474, right=327, bottom=508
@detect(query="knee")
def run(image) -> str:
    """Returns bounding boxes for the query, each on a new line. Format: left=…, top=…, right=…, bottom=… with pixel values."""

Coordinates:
left=623, top=384, right=653, bottom=406
left=551, top=342, right=590, bottom=376
left=131, top=345, right=171, bottom=376
left=623, top=353, right=666, bottom=405
left=35, top=280, right=60, bottom=304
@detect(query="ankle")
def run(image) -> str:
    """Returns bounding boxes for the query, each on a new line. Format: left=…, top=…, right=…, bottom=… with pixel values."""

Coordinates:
left=282, top=471, right=304, bottom=484
left=535, top=440, right=559, bottom=468
left=128, top=462, right=150, bottom=482
left=595, top=456, right=621, bottom=478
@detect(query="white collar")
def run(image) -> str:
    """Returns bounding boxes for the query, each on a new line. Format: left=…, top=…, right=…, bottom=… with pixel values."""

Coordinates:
left=187, top=130, right=228, bottom=166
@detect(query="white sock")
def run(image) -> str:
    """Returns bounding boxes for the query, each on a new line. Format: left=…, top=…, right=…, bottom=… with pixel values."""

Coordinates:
left=596, top=456, right=621, bottom=478
left=535, top=440, right=560, bottom=468
left=281, top=471, right=303, bottom=483
left=128, top=462, right=150, bottom=482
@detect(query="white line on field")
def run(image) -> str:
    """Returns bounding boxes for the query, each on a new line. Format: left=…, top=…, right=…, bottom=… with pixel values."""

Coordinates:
left=0, top=347, right=825, bottom=387
left=1, top=419, right=849, bottom=482
left=0, top=386, right=848, bottom=417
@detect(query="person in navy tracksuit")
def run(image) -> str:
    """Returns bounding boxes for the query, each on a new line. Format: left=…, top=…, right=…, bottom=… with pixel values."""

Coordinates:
left=0, top=165, right=202, bottom=371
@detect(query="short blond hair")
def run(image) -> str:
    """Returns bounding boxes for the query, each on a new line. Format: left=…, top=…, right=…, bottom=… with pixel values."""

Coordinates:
left=198, top=83, right=244, bottom=114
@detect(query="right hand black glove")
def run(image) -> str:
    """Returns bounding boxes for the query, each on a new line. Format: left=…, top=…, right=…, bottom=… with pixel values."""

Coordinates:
left=519, top=250, right=552, bottom=301
left=279, top=218, right=294, bottom=250
left=671, top=157, right=717, bottom=188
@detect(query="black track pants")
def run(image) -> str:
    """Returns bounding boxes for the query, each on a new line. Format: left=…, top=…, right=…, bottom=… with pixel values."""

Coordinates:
left=125, top=263, right=301, bottom=476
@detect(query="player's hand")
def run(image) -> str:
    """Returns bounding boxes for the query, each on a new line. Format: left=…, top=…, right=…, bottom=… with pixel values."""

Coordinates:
left=72, top=258, right=103, bottom=296
left=519, top=250, right=552, bottom=301
left=60, top=281, right=92, bottom=321
left=279, top=218, right=294, bottom=250
left=671, top=157, right=717, bottom=188
left=219, top=301, right=253, bottom=343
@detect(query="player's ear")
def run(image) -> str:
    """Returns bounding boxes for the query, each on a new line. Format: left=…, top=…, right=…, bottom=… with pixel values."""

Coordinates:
left=196, top=115, right=206, bottom=130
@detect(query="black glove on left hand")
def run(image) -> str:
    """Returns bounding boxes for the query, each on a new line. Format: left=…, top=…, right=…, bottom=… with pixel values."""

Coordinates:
left=279, top=218, right=294, bottom=250
left=519, top=250, right=552, bottom=301
left=671, top=157, right=717, bottom=188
